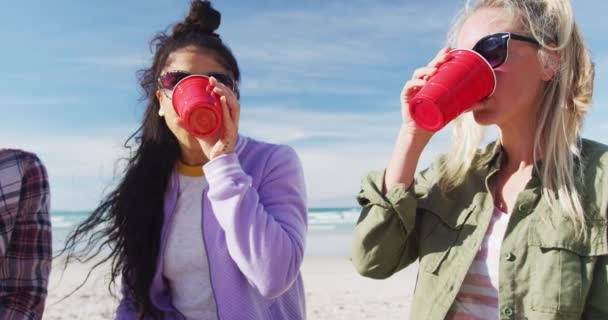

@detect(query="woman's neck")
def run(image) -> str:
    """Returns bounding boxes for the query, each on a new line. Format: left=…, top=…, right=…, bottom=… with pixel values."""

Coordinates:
left=498, top=122, right=537, bottom=171
left=179, top=148, right=209, bottom=167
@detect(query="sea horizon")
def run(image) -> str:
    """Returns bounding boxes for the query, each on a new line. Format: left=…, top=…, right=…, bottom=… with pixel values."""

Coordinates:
left=51, top=206, right=361, bottom=251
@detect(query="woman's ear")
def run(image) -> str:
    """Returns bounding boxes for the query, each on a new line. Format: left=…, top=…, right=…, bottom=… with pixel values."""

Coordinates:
left=541, top=49, right=560, bottom=81
left=156, top=90, right=165, bottom=117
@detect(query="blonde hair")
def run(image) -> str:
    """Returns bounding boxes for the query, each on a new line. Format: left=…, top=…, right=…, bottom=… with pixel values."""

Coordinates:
left=440, top=0, right=595, bottom=238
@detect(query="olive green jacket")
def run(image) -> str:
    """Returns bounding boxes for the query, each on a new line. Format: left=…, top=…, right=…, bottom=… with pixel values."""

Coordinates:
left=352, top=139, right=608, bottom=320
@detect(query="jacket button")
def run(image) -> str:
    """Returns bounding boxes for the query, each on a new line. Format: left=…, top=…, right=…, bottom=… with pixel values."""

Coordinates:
left=518, top=204, right=532, bottom=213
left=504, top=252, right=515, bottom=261
left=503, top=307, right=513, bottom=317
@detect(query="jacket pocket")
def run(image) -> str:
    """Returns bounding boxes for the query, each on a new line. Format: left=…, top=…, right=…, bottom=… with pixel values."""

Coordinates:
left=528, top=217, right=608, bottom=315
left=417, top=199, right=476, bottom=274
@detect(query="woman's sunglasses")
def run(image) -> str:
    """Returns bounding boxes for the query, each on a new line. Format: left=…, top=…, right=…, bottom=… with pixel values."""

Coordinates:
left=158, top=71, right=238, bottom=99
left=472, top=32, right=540, bottom=69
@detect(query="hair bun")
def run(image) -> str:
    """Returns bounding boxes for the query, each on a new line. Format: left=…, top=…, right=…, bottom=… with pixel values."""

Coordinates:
left=174, top=0, right=221, bottom=37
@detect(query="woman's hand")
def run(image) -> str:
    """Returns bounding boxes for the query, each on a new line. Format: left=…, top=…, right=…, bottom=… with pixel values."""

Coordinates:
left=400, top=47, right=451, bottom=135
left=201, top=76, right=240, bottom=160
left=383, top=47, right=452, bottom=193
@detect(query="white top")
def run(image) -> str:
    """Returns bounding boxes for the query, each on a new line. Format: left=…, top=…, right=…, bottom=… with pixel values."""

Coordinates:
left=447, top=207, right=510, bottom=319
left=163, top=173, right=218, bottom=320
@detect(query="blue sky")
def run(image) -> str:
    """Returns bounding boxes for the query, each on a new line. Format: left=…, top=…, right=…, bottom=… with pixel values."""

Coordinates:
left=2, top=0, right=607, bottom=211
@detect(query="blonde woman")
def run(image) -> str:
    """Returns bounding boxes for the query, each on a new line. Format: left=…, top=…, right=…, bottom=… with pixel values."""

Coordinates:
left=352, top=0, right=607, bottom=319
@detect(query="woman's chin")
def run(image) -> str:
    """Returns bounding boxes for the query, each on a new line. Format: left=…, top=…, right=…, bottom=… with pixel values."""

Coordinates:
left=176, top=134, right=202, bottom=151
left=471, top=108, right=496, bottom=126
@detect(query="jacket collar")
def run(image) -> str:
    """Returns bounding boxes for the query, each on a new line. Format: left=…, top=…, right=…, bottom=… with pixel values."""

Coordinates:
left=480, top=140, right=504, bottom=170
left=479, top=139, right=543, bottom=183
left=234, top=134, right=248, bottom=155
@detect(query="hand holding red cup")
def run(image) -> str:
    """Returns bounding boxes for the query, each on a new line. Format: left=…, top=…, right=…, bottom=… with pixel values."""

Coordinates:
left=408, top=49, right=497, bottom=132
left=172, top=75, right=223, bottom=138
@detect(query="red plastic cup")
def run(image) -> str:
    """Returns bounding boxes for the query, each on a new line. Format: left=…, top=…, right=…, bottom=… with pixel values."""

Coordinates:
left=409, top=49, right=496, bottom=132
left=172, top=75, right=223, bottom=138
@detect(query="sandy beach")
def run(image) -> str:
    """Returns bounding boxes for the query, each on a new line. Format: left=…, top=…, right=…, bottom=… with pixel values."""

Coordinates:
left=302, top=231, right=417, bottom=320
left=45, top=229, right=418, bottom=319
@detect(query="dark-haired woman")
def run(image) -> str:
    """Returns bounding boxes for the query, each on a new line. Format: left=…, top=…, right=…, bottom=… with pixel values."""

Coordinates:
left=62, top=1, right=307, bottom=319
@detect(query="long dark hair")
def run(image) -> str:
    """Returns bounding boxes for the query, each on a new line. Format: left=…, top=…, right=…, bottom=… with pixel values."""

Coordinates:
left=59, top=1, right=240, bottom=318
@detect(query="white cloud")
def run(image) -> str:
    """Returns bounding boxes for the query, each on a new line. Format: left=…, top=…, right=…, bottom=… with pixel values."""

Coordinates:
left=240, top=104, right=455, bottom=207
left=5, top=96, right=82, bottom=106
left=293, top=141, right=449, bottom=207
left=9, top=0, right=605, bottom=212
left=4, top=128, right=134, bottom=211
left=240, top=78, right=378, bottom=95
left=2, top=103, right=456, bottom=210
left=596, top=55, right=608, bottom=77
left=584, top=122, right=608, bottom=145
left=222, top=2, right=455, bottom=95
left=79, top=54, right=150, bottom=68
left=241, top=105, right=400, bottom=144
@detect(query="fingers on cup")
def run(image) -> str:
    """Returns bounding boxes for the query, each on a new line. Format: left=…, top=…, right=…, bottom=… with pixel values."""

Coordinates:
left=221, top=96, right=235, bottom=129
left=429, top=47, right=451, bottom=68
left=405, top=78, right=427, bottom=92
left=214, top=86, right=239, bottom=118
left=211, top=86, right=223, bottom=99
left=213, top=83, right=238, bottom=101
left=413, top=67, right=438, bottom=80
left=402, top=78, right=427, bottom=102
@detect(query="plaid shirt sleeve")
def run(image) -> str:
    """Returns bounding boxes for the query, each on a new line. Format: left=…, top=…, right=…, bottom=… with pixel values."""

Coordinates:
left=0, top=150, right=52, bottom=320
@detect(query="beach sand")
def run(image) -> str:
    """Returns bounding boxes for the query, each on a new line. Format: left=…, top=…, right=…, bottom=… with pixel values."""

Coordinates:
left=45, top=230, right=418, bottom=319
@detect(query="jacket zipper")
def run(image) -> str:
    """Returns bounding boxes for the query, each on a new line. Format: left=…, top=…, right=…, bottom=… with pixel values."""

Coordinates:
left=201, top=188, right=222, bottom=320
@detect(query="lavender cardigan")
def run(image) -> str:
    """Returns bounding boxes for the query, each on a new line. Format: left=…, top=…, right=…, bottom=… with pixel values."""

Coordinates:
left=116, top=136, right=307, bottom=319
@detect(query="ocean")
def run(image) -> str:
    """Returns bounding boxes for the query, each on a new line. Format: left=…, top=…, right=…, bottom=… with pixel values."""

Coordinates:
left=51, top=207, right=360, bottom=251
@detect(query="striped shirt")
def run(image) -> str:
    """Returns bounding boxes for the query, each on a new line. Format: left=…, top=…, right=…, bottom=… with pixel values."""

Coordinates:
left=447, top=207, right=509, bottom=320
left=0, top=149, right=52, bottom=320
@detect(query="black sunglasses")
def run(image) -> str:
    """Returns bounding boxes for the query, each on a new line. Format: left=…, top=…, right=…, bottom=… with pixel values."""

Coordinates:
left=158, top=71, right=238, bottom=98
left=472, top=32, right=539, bottom=69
